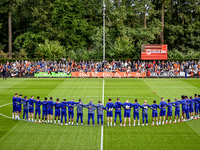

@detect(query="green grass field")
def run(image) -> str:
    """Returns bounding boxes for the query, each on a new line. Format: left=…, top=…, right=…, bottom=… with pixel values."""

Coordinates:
left=0, top=78, right=200, bottom=150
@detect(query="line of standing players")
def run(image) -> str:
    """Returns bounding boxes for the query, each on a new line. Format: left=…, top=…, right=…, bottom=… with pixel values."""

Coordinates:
left=12, top=93, right=200, bottom=126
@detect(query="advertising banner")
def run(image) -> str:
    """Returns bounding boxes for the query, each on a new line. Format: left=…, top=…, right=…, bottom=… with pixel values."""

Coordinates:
left=149, top=71, right=192, bottom=78
left=71, top=72, right=146, bottom=78
left=34, top=72, right=71, bottom=77
left=141, top=44, right=168, bottom=60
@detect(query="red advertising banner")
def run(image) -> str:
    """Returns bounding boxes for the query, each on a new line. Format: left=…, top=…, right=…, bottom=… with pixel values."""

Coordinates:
left=71, top=72, right=146, bottom=78
left=141, top=44, right=168, bottom=60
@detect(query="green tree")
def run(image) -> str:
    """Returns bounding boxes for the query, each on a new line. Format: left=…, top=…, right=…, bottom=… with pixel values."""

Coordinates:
left=35, top=39, right=65, bottom=59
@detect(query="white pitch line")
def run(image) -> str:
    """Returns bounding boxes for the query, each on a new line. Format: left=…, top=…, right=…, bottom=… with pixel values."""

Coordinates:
left=101, top=80, right=104, bottom=150
left=0, top=103, right=12, bottom=108
left=0, top=103, right=12, bottom=119
left=143, top=80, right=162, bottom=98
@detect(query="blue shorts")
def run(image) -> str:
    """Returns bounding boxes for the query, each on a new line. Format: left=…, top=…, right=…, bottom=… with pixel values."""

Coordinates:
left=190, top=107, right=193, bottom=113
left=160, top=110, right=166, bottom=116
left=167, top=111, right=172, bottom=117
left=35, top=108, right=41, bottom=116
left=47, top=108, right=53, bottom=115
left=43, top=110, right=47, bottom=117
left=107, top=111, right=113, bottom=117
left=152, top=111, right=158, bottom=117
left=55, top=109, right=60, bottom=116
left=29, top=107, right=34, bottom=113
left=124, top=112, right=131, bottom=118
left=195, top=107, right=198, bottom=113
left=175, top=110, right=180, bottom=117
left=68, top=111, right=74, bottom=119
left=16, top=106, right=22, bottom=112
left=134, top=112, right=139, bottom=120
left=13, top=106, right=16, bottom=113
left=182, top=109, right=187, bottom=114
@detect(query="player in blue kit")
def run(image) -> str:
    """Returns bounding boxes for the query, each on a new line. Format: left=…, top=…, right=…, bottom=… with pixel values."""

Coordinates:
left=16, top=96, right=29, bottom=121
left=66, top=99, right=79, bottom=125
left=172, top=98, right=181, bottom=123
left=185, top=96, right=190, bottom=120
left=105, top=98, right=115, bottom=126
left=193, top=94, right=199, bottom=119
left=42, top=97, right=48, bottom=123
left=34, top=96, right=42, bottom=123
left=185, top=69, right=188, bottom=80
left=131, top=99, right=141, bottom=126
left=47, top=97, right=54, bottom=124
left=165, top=99, right=173, bottom=124
left=189, top=96, right=194, bottom=120
left=60, top=99, right=70, bottom=125
left=71, top=99, right=85, bottom=126
left=12, top=93, right=18, bottom=119
left=82, top=100, right=96, bottom=126
left=16, top=94, right=23, bottom=120
left=140, top=100, right=150, bottom=126
left=198, top=95, right=200, bottom=118
left=95, top=100, right=105, bottom=126
left=122, top=100, right=132, bottom=127
left=114, top=98, right=123, bottom=127
left=28, top=95, right=35, bottom=122
left=180, top=95, right=187, bottom=122
left=150, top=100, right=159, bottom=126
left=159, top=97, right=167, bottom=125
left=54, top=98, right=61, bottom=124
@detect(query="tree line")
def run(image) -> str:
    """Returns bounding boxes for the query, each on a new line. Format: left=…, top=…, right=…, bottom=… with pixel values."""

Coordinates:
left=0, top=0, right=200, bottom=60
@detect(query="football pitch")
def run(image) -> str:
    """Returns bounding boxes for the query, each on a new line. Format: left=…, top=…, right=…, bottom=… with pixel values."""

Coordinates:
left=0, top=78, right=200, bottom=150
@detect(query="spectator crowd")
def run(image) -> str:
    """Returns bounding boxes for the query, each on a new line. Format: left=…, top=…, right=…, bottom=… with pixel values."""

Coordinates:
left=0, top=59, right=200, bottom=76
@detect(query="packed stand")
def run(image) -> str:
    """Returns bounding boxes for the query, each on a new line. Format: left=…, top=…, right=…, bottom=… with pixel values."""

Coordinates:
left=0, top=59, right=200, bottom=76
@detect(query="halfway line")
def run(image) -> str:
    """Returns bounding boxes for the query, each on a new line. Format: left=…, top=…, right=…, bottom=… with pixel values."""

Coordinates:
left=101, top=79, right=104, bottom=150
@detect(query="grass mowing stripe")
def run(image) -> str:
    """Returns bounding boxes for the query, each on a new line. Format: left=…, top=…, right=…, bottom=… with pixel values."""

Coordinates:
left=186, top=120, right=200, bottom=136
left=1, top=78, right=200, bottom=150
left=0, top=79, right=27, bottom=104
left=0, top=78, right=102, bottom=150
left=144, top=79, right=200, bottom=100
left=1, top=86, right=198, bottom=89
left=0, top=79, right=66, bottom=142
left=101, top=80, right=104, bottom=150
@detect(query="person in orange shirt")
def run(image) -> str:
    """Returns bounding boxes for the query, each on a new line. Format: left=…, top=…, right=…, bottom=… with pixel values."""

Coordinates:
left=174, top=63, right=177, bottom=68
